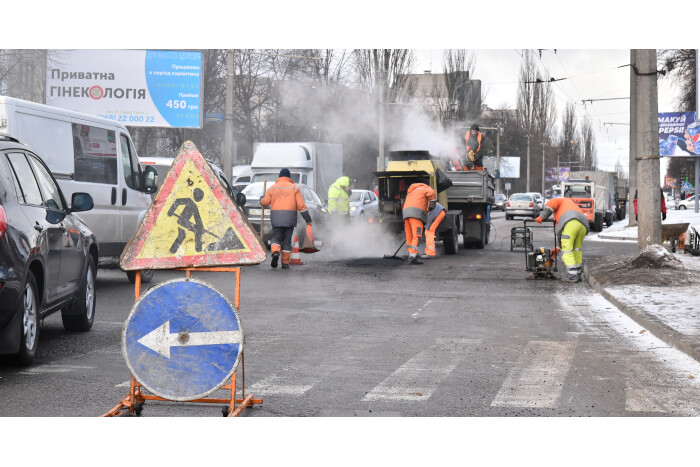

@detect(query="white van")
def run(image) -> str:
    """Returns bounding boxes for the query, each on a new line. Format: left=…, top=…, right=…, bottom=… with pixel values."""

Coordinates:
left=0, top=97, right=157, bottom=282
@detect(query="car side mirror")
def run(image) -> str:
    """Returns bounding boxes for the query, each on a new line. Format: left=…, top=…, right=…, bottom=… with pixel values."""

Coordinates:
left=142, top=166, right=158, bottom=194
left=71, top=192, right=94, bottom=212
left=236, top=192, right=247, bottom=207
left=364, top=199, right=371, bottom=204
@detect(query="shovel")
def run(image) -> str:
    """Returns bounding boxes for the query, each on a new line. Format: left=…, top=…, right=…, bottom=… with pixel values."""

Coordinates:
left=383, top=239, right=406, bottom=260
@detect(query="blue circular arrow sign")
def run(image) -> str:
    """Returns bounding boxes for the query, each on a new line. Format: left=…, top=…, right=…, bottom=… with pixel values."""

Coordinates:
left=122, top=278, right=244, bottom=401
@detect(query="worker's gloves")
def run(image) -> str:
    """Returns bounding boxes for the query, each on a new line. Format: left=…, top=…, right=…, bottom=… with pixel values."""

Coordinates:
left=535, top=216, right=543, bottom=224
left=662, top=212, right=667, bottom=221
left=307, top=220, right=312, bottom=225
left=429, top=200, right=437, bottom=211
left=259, top=196, right=264, bottom=203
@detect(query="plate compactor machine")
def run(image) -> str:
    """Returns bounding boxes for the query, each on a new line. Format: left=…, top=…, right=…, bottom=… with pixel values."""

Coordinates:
left=522, top=219, right=559, bottom=280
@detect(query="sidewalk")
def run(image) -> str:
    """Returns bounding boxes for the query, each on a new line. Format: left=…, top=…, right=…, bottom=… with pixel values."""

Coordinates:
left=592, top=208, right=700, bottom=241
left=584, top=243, right=700, bottom=363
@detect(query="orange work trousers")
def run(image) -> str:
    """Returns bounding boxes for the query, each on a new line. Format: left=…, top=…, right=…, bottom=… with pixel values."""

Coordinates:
left=424, top=210, right=446, bottom=257
left=404, top=218, right=424, bottom=255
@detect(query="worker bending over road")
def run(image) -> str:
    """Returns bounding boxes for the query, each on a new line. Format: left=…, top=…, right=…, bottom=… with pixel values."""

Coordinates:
left=536, top=197, right=590, bottom=282
left=402, top=183, right=437, bottom=265
left=422, top=201, right=446, bottom=259
left=260, top=168, right=312, bottom=269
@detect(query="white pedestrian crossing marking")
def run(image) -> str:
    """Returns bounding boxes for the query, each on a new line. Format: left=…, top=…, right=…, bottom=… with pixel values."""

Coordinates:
left=491, top=341, right=575, bottom=408
left=249, top=372, right=323, bottom=396
left=363, top=338, right=479, bottom=402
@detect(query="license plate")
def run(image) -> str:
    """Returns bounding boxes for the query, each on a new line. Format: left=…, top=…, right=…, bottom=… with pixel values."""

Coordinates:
left=248, top=208, right=262, bottom=216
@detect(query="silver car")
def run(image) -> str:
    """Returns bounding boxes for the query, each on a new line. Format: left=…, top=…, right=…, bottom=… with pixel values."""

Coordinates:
left=506, top=193, right=540, bottom=220
left=526, top=192, right=545, bottom=210
left=349, top=189, right=379, bottom=221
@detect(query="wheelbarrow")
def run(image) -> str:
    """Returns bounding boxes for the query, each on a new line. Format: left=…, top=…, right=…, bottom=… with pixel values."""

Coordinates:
left=661, top=222, right=689, bottom=253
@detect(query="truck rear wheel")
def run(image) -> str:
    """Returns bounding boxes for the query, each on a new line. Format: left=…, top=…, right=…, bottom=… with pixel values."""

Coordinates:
left=594, top=212, right=604, bottom=232
left=443, top=227, right=458, bottom=255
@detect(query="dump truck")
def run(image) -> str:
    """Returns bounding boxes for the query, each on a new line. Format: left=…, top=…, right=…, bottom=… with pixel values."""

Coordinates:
left=374, top=150, right=494, bottom=253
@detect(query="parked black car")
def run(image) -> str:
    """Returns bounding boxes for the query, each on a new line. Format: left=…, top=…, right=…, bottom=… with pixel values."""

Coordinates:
left=0, top=135, right=97, bottom=365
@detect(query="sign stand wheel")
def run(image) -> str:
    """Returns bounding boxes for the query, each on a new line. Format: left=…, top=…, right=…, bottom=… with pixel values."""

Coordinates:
left=101, top=267, right=262, bottom=417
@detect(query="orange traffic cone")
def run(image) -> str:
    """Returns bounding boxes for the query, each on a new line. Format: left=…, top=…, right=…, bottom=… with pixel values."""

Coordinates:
left=290, top=236, right=304, bottom=265
left=300, top=224, right=319, bottom=253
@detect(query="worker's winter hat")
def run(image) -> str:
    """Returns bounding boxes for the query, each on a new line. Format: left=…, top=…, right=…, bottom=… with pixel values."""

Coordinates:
left=470, top=123, right=479, bottom=131
left=279, top=168, right=291, bottom=178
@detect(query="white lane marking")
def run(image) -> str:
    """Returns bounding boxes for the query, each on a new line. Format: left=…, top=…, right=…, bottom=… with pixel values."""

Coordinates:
left=115, top=381, right=131, bottom=388
left=248, top=373, right=322, bottom=396
left=18, top=364, right=93, bottom=375
left=557, top=289, right=700, bottom=415
left=491, top=341, right=576, bottom=408
left=412, top=299, right=432, bottom=320
left=363, top=338, right=479, bottom=402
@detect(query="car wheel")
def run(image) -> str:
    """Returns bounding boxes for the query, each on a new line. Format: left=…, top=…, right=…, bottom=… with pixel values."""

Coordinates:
left=127, top=269, right=154, bottom=284
left=15, top=272, right=39, bottom=366
left=62, top=256, right=96, bottom=332
left=680, top=205, right=687, bottom=210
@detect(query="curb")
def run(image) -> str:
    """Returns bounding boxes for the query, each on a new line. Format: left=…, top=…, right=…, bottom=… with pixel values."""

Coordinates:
left=584, top=265, right=700, bottom=364
left=595, top=234, right=636, bottom=241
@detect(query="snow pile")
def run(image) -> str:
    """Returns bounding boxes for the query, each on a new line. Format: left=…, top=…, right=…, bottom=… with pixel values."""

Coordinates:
left=629, top=244, right=684, bottom=270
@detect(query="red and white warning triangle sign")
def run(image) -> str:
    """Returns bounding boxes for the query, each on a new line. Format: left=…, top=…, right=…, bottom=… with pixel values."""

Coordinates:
left=120, top=141, right=266, bottom=270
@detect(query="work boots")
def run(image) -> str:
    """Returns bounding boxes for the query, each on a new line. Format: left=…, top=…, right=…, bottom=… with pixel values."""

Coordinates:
left=408, top=254, right=423, bottom=265
left=271, top=252, right=280, bottom=269
left=281, top=251, right=291, bottom=269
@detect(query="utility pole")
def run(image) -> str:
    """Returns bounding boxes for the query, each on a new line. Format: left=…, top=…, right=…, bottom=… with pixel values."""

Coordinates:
left=633, top=49, right=661, bottom=252
left=377, top=69, right=385, bottom=171
left=224, top=49, right=234, bottom=179
left=526, top=134, right=531, bottom=192
left=628, top=50, right=638, bottom=227
left=496, top=123, right=501, bottom=194
left=541, top=141, right=546, bottom=195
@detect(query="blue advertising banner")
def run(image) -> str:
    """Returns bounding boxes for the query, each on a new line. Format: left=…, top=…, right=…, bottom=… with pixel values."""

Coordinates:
left=658, top=112, right=699, bottom=156
left=46, top=50, right=203, bottom=129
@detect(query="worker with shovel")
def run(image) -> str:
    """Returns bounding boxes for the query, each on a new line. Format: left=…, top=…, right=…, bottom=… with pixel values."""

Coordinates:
left=260, top=168, right=312, bottom=269
left=421, top=201, right=446, bottom=259
left=402, top=183, right=437, bottom=265
left=536, top=197, right=590, bottom=282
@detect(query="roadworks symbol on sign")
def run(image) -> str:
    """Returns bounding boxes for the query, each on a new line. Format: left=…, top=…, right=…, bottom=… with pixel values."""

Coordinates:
left=120, top=141, right=266, bottom=270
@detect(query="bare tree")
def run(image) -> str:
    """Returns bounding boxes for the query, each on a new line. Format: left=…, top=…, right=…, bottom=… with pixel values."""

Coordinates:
left=428, top=50, right=478, bottom=128
left=579, top=116, right=598, bottom=170
left=558, top=102, right=579, bottom=169
left=352, top=49, right=416, bottom=101
left=1, top=49, right=51, bottom=102
left=659, top=49, right=696, bottom=112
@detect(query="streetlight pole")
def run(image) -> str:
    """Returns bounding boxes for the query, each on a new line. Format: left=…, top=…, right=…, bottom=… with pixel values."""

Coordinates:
left=224, top=49, right=234, bottom=179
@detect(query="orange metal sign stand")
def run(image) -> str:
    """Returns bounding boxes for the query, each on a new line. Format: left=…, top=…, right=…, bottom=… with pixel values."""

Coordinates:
left=102, top=267, right=262, bottom=417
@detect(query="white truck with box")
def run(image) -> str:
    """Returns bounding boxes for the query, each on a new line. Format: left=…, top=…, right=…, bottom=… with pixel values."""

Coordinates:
left=0, top=97, right=158, bottom=282
left=250, top=142, right=343, bottom=201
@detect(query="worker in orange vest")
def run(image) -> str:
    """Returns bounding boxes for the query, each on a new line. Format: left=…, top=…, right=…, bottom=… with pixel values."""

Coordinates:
left=402, top=183, right=437, bottom=264
left=422, top=201, right=446, bottom=258
left=260, top=168, right=312, bottom=269
left=536, top=197, right=590, bottom=282
left=464, top=123, right=484, bottom=171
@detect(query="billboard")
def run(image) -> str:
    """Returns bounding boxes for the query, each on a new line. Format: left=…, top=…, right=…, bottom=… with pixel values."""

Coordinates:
left=46, top=50, right=202, bottom=128
left=658, top=111, right=699, bottom=156
left=483, top=156, right=520, bottom=178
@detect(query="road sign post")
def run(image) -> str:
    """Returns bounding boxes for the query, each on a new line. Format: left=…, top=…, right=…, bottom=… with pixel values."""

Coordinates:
left=104, top=141, right=264, bottom=417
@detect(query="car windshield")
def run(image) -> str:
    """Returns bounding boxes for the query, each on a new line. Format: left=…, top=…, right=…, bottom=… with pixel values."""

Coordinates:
left=511, top=194, right=532, bottom=201
left=495, top=194, right=505, bottom=201
left=349, top=191, right=363, bottom=202
left=251, top=173, right=300, bottom=184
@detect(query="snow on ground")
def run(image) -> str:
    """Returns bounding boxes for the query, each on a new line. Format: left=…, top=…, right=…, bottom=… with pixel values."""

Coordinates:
left=588, top=208, right=700, bottom=242
left=606, top=285, right=700, bottom=336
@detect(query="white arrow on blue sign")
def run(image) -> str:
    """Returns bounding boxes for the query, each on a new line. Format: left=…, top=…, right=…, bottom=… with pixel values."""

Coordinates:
left=122, top=278, right=244, bottom=401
